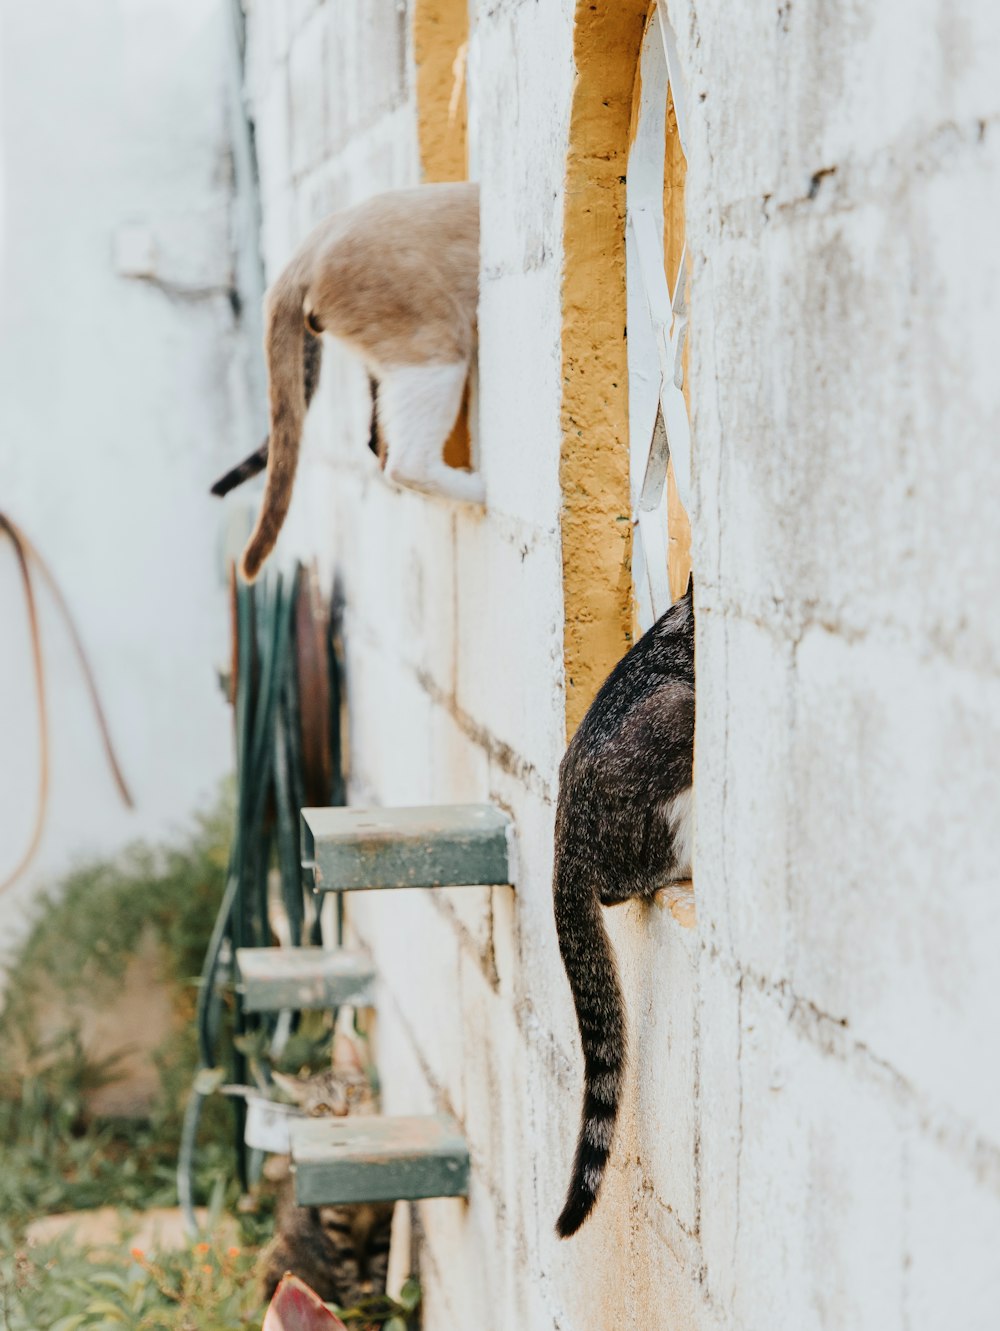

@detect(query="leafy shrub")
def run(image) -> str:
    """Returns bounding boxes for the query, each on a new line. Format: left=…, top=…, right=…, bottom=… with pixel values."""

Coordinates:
left=0, top=795, right=236, bottom=1235
left=0, top=1229, right=260, bottom=1330
left=1, top=793, right=233, bottom=1044
left=0, top=796, right=420, bottom=1330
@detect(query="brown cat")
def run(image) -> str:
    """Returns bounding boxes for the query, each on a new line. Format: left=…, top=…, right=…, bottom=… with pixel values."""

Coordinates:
left=237, top=182, right=481, bottom=583
left=258, top=1037, right=394, bottom=1309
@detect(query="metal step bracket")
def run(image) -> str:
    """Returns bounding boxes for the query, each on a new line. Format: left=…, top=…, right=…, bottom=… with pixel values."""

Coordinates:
left=301, top=804, right=513, bottom=892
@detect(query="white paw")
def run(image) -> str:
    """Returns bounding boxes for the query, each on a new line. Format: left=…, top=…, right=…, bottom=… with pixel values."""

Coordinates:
left=385, top=463, right=485, bottom=506
left=446, top=469, right=486, bottom=505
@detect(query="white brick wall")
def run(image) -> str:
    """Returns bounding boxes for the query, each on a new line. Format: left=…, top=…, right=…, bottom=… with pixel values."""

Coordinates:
left=244, top=0, right=1000, bottom=1326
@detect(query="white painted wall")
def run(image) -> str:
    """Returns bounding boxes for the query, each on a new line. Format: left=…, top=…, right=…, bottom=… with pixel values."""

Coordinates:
left=684, top=2, right=1000, bottom=1326
left=246, top=1, right=1000, bottom=1328
left=0, top=0, right=248, bottom=946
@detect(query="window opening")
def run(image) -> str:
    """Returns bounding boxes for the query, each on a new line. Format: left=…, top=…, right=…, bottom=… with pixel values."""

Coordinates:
left=626, top=1, right=692, bottom=633
left=413, top=0, right=472, bottom=471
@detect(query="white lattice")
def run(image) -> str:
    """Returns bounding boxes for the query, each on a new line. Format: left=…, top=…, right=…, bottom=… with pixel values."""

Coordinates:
left=626, top=0, right=690, bottom=632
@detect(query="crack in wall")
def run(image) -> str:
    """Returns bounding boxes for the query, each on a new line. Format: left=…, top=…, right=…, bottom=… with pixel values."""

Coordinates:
left=733, top=971, right=745, bottom=1287
left=415, top=665, right=555, bottom=801
left=425, top=887, right=500, bottom=993
left=339, top=607, right=556, bottom=802
left=703, top=941, right=1000, bottom=1198
left=716, top=110, right=1000, bottom=242
left=697, top=592, right=1000, bottom=684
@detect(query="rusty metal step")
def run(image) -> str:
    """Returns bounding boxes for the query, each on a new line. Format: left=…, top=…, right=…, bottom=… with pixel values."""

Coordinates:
left=301, top=803, right=513, bottom=892
left=235, top=947, right=376, bottom=1013
left=290, top=1113, right=469, bottom=1205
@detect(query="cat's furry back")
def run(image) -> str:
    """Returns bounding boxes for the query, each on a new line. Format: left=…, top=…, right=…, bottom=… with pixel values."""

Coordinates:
left=240, top=182, right=480, bottom=582
left=553, top=580, right=695, bottom=1237
left=258, top=1046, right=393, bottom=1308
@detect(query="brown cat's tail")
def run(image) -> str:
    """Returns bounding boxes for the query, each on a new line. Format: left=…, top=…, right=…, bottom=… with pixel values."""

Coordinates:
left=239, top=272, right=309, bottom=582
left=553, top=839, right=627, bottom=1238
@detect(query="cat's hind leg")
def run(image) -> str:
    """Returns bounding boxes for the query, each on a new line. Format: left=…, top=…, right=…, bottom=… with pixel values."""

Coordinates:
left=377, top=362, right=485, bottom=504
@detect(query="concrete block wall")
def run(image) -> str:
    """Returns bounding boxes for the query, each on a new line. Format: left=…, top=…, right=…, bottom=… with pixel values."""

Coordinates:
left=682, top=0, right=1000, bottom=1326
left=243, top=0, right=1000, bottom=1326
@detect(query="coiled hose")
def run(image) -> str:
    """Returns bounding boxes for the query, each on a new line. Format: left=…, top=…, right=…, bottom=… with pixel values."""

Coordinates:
left=178, top=564, right=343, bottom=1233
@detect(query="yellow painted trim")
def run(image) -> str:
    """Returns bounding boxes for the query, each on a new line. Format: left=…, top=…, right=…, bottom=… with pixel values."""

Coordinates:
left=413, top=0, right=471, bottom=467
left=413, top=0, right=468, bottom=184
left=560, top=0, right=649, bottom=736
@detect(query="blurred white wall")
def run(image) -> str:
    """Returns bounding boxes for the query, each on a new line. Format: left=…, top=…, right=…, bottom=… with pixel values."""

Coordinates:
left=0, top=0, right=254, bottom=953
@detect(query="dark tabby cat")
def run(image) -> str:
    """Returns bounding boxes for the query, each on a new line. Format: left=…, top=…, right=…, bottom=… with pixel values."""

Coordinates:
left=259, top=1041, right=393, bottom=1307
left=553, top=578, right=695, bottom=1237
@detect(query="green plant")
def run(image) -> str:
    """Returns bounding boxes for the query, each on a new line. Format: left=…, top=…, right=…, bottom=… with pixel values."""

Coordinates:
left=1, top=793, right=233, bottom=1042
left=0, top=1228, right=261, bottom=1330
left=335, top=1280, right=421, bottom=1329
left=0, top=797, right=421, bottom=1330
left=0, top=795, right=237, bottom=1237
left=0, top=1229, right=420, bottom=1331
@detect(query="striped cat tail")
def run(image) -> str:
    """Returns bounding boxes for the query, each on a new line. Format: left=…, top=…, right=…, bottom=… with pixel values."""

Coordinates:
left=214, top=324, right=322, bottom=501
left=210, top=441, right=268, bottom=496
left=240, top=272, right=309, bottom=582
left=553, top=842, right=627, bottom=1238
